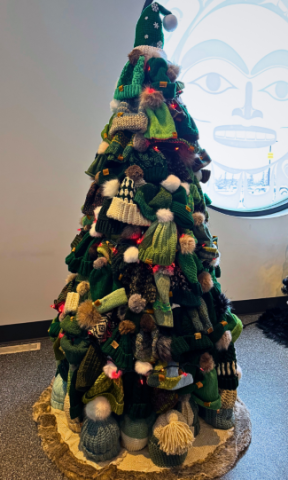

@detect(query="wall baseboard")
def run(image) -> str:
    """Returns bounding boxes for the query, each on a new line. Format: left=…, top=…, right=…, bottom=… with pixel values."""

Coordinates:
left=0, top=296, right=287, bottom=343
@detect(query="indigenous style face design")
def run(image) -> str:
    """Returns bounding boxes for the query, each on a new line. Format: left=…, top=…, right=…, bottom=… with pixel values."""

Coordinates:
left=163, top=0, right=288, bottom=211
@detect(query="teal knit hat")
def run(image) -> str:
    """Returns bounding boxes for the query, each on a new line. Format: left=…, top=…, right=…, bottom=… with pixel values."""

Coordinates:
left=134, top=2, right=178, bottom=49
left=120, top=413, right=156, bottom=452
left=80, top=414, right=121, bottom=463
left=51, top=374, right=67, bottom=411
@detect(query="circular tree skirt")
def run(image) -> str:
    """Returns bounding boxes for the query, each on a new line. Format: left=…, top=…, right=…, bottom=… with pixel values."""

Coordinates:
left=33, top=384, right=251, bottom=480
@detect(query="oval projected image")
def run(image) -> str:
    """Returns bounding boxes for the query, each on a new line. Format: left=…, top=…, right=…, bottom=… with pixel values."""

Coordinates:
left=163, top=0, right=288, bottom=213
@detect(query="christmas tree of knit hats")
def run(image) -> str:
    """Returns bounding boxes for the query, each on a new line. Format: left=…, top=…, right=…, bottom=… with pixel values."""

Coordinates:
left=47, top=0, right=245, bottom=470
left=134, top=2, right=178, bottom=49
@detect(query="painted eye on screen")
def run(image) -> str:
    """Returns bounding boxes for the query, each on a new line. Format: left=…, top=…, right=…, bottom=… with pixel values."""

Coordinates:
left=188, top=72, right=236, bottom=94
left=260, top=81, right=288, bottom=101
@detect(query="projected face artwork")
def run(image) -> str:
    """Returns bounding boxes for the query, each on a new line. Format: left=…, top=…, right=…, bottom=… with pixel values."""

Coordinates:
left=162, top=0, right=288, bottom=211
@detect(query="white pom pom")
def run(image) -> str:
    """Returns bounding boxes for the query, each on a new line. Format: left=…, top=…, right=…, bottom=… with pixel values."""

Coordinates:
left=110, top=98, right=120, bottom=113
left=156, top=208, right=174, bottom=223
left=85, top=396, right=111, bottom=421
left=102, top=179, right=120, bottom=198
left=163, top=14, right=178, bottom=32
left=161, top=174, right=181, bottom=193
left=103, top=361, right=122, bottom=379
left=124, top=246, right=139, bottom=263
left=135, top=361, right=153, bottom=376
left=97, top=141, right=109, bottom=154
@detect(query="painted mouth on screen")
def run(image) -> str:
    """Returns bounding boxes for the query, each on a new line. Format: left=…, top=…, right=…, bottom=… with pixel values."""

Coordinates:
left=214, top=125, right=277, bottom=148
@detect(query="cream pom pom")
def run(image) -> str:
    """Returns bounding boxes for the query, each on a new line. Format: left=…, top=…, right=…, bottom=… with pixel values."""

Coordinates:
left=85, top=396, right=111, bottom=421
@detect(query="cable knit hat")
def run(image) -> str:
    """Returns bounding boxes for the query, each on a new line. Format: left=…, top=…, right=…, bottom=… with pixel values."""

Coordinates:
left=148, top=410, right=193, bottom=468
left=114, top=56, right=145, bottom=101
left=80, top=409, right=121, bottom=462
left=120, top=413, right=156, bottom=452
left=134, top=2, right=177, bottom=49
left=51, top=374, right=67, bottom=411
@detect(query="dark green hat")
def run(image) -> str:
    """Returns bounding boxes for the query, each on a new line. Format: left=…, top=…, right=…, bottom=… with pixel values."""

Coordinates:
left=134, top=2, right=177, bottom=49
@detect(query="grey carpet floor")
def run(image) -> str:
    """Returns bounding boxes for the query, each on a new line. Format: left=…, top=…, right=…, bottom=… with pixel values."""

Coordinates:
left=0, top=315, right=288, bottom=480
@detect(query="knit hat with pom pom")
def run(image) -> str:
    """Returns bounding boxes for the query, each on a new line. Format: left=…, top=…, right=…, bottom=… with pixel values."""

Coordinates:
left=82, top=372, right=124, bottom=416
left=148, top=410, right=193, bottom=468
left=134, top=2, right=177, bottom=50
left=79, top=398, right=121, bottom=462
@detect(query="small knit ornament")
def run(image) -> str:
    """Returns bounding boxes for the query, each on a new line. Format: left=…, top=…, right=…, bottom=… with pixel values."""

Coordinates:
left=51, top=374, right=67, bottom=411
left=107, top=168, right=151, bottom=227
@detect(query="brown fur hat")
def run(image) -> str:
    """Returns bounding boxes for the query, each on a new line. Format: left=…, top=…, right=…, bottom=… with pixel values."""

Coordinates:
left=167, top=63, right=180, bottom=82
left=76, top=281, right=90, bottom=297
left=140, top=87, right=164, bottom=110
left=128, top=294, right=147, bottom=313
left=140, top=314, right=156, bottom=332
left=199, top=352, right=215, bottom=373
left=77, top=300, right=102, bottom=329
left=128, top=48, right=142, bottom=66
left=193, top=212, right=205, bottom=226
left=119, top=320, right=136, bottom=335
left=198, top=271, right=214, bottom=293
left=125, top=165, right=144, bottom=182
left=179, top=234, right=196, bottom=255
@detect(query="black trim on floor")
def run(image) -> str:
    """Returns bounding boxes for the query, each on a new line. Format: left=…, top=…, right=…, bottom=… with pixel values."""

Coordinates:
left=0, top=320, right=51, bottom=343
left=232, top=296, right=287, bottom=315
left=0, top=296, right=287, bottom=343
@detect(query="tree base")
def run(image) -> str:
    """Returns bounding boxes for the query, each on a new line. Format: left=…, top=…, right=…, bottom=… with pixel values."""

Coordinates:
left=33, top=383, right=251, bottom=480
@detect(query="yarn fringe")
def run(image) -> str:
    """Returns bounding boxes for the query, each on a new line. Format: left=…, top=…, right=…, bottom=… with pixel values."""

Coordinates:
left=33, top=385, right=251, bottom=480
left=157, top=419, right=194, bottom=455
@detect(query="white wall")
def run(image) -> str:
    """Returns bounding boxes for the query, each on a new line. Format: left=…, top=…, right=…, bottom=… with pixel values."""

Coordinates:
left=0, top=0, right=287, bottom=326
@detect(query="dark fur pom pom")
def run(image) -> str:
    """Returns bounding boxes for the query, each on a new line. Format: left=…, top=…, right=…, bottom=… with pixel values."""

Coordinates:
left=214, top=292, right=232, bottom=315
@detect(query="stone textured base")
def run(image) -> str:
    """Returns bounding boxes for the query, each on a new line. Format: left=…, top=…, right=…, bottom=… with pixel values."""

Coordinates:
left=33, top=383, right=251, bottom=480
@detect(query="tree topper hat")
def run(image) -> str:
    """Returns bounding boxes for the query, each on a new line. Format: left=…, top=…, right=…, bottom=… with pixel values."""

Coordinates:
left=134, top=2, right=178, bottom=49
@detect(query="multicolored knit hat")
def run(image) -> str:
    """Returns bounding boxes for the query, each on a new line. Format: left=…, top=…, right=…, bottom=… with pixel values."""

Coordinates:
left=80, top=413, right=121, bottom=462
left=82, top=372, right=124, bottom=416
left=130, top=147, right=169, bottom=183
left=109, top=101, right=148, bottom=138
left=138, top=219, right=177, bottom=266
left=51, top=374, right=67, bottom=411
left=134, top=327, right=159, bottom=362
left=147, top=361, right=193, bottom=391
left=106, top=167, right=151, bottom=227
left=134, top=2, right=178, bottom=50
left=148, top=410, right=193, bottom=468
left=120, top=413, right=156, bottom=452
